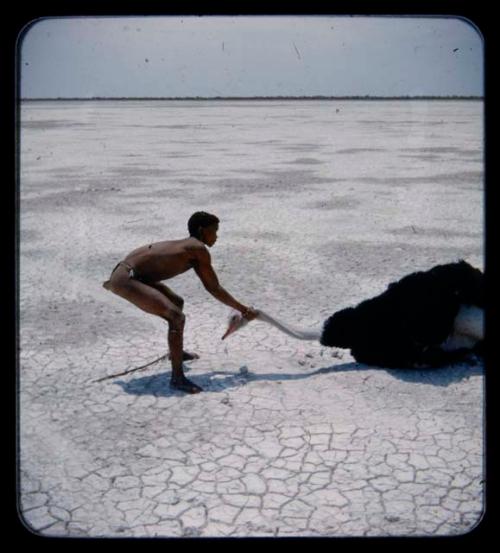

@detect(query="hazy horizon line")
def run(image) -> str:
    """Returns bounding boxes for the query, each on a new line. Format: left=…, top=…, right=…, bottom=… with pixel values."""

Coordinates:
left=21, top=95, right=484, bottom=102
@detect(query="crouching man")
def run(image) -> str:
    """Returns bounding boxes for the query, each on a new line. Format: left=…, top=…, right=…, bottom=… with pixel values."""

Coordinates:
left=103, top=211, right=257, bottom=393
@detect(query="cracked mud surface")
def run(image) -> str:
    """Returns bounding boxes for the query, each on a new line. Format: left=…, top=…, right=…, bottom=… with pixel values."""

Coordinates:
left=19, top=100, right=484, bottom=537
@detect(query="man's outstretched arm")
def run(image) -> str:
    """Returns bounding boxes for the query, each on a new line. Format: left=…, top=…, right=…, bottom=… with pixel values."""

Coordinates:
left=194, top=248, right=256, bottom=318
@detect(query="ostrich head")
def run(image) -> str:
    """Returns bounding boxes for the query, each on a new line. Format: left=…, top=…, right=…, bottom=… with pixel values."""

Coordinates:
left=221, top=310, right=250, bottom=340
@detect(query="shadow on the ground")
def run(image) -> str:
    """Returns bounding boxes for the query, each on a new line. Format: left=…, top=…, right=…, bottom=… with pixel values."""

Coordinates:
left=114, top=359, right=482, bottom=397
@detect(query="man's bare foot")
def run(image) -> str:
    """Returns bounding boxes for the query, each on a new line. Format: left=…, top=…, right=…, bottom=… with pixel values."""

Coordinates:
left=168, top=351, right=200, bottom=361
left=170, top=376, right=203, bottom=394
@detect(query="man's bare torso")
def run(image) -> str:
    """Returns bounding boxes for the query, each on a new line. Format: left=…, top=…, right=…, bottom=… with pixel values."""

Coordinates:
left=123, top=238, right=204, bottom=282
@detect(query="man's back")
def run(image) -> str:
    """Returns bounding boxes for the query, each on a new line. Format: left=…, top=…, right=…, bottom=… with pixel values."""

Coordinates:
left=124, top=237, right=204, bottom=282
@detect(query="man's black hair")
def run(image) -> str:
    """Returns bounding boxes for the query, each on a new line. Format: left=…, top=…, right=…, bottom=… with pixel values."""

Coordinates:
left=188, top=211, right=220, bottom=239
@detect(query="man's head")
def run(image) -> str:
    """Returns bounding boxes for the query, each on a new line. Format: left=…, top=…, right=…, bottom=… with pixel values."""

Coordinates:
left=188, top=211, right=220, bottom=247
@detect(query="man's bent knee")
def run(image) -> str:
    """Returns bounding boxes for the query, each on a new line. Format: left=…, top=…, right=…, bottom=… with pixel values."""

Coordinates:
left=166, top=310, right=185, bottom=330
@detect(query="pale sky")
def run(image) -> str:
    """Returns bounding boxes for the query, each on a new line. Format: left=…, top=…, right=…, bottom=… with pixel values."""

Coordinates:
left=19, top=15, right=484, bottom=98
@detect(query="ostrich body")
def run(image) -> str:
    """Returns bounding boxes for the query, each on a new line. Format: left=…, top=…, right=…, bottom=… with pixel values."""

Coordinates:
left=222, top=260, right=484, bottom=369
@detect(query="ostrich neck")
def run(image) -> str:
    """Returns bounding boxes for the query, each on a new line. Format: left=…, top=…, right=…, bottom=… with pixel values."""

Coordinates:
left=257, top=309, right=322, bottom=341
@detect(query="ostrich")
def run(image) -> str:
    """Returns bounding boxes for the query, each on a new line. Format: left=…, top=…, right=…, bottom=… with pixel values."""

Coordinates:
left=222, top=260, right=484, bottom=369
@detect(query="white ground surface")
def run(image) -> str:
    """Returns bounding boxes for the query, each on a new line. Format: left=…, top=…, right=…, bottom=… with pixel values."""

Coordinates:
left=19, top=99, right=484, bottom=537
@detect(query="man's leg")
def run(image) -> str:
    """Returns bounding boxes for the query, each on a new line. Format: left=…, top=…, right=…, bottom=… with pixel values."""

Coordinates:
left=148, top=282, right=200, bottom=361
left=105, top=266, right=202, bottom=393
left=167, top=317, right=202, bottom=394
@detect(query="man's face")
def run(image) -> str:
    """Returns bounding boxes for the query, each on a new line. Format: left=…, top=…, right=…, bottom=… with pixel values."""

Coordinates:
left=201, top=223, right=218, bottom=247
